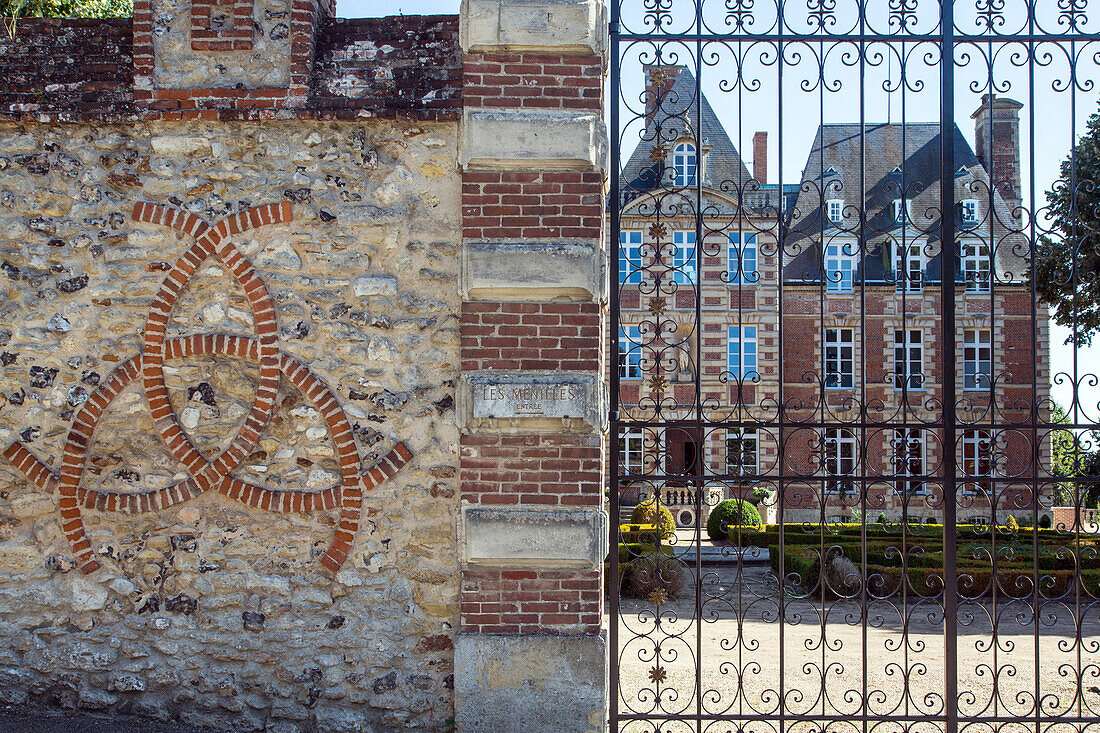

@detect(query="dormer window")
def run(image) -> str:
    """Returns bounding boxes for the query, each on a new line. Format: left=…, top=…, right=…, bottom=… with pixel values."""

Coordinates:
left=824, top=166, right=840, bottom=178
left=827, top=199, right=844, bottom=224
left=893, top=198, right=912, bottom=225
left=960, top=199, right=979, bottom=227
left=895, top=241, right=923, bottom=293
left=673, top=142, right=697, bottom=187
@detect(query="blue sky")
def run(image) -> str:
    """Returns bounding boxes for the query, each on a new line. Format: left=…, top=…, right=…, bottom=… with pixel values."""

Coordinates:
left=338, top=0, right=458, bottom=15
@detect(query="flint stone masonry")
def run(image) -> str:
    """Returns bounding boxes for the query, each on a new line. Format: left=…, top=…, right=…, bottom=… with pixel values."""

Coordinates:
left=0, top=0, right=612, bottom=729
left=152, top=0, right=293, bottom=88
left=0, top=15, right=461, bottom=122
left=461, top=506, right=607, bottom=567
left=0, top=118, right=461, bottom=729
left=461, top=108, right=607, bottom=170
left=459, top=0, right=608, bottom=55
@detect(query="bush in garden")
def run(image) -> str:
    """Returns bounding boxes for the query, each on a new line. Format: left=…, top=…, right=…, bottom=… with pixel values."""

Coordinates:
left=1040, top=514, right=1053, bottom=529
left=630, top=499, right=676, bottom=540
left=706, top=498, right=762, bottom=540
left=626, top=549, right=686, bottom=600
left=826, top=554, right=860, bottom=597
left=619, top=523, right=659, bottom=544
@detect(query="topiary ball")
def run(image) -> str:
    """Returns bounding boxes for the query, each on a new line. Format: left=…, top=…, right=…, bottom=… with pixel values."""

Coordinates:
left=706, top=498, right=762, bottom=540
left=630, top=499, right=676, bottom=540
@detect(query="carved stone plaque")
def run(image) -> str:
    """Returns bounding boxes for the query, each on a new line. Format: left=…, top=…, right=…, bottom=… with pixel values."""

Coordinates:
left=472, top=380, right=588, bottom=419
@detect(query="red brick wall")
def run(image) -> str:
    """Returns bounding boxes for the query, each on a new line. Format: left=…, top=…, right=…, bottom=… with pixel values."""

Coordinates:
left=190, top=0, right=255, bottom=51
left=460, top=435, right=601, bottom=507
left=461, top=568, right=601, bottom=635
left=461, top=171, right=603, bottom=240
left=463, top=52, right=602, bottom=110
left=460, top=302, right=599, bottom=372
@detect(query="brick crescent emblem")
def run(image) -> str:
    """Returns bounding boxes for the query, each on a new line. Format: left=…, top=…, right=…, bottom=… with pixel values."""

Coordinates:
left=4, top=201, right=411, bottom=575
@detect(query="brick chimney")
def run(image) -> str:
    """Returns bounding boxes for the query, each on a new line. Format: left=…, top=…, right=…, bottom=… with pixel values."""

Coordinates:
left=753, top=131, right=767, bottom=184
left=643, top=64, right=683, bottom=126
left=971, top=94, right=1023, bottom=221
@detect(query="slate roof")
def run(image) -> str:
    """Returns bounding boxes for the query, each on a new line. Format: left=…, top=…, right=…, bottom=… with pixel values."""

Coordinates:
left=618, top=66, right=757, bottom=211
left=783, top=122, right=1025, bottom=285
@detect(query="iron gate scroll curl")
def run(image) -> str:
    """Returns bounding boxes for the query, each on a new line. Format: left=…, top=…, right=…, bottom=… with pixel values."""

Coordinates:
left=609, top=1, right=1100, bottom=731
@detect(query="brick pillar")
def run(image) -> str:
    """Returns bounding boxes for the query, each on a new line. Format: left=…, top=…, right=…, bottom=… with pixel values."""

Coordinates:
left=454, top=1, right=608, bottom=731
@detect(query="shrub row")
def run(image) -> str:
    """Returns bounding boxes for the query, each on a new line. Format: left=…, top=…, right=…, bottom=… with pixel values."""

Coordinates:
left=770, top=545, right=1100, bottom=599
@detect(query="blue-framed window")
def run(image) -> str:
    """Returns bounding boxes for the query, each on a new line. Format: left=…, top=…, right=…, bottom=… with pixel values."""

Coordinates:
left=672, top=231, right=697, bottom=285
left=728, top=233, right=758, bottom=284
left=726, top=429, right=758, bottom=478
left=824, top=328, right=854, bottom=388
left=673, top=142, right=697, bottom=187
left=618, top=325, right=642, bottom=380
left=727, top=325, right=759, bottom=381
left=962, top=240, right=991, bottom=293
left=963, top=329, right=991, bottom=391
left=894, top=241, right=924, bottom=293
left=825, top=241, right=855, bottom=293
left=619, top=231, right=643, bottom=285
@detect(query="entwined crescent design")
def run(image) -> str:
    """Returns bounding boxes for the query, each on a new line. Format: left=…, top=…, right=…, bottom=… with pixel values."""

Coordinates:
left=4, top=201, right=411, bottom=575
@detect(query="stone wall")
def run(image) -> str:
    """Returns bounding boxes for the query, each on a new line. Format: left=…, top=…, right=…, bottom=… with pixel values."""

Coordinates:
left=0, top=1, right=612, bottom=730
left=0, top=116, right=462, bottom=729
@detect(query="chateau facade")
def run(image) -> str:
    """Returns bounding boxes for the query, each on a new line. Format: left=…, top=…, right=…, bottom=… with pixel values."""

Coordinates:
left=614, top=66, right=1050, bottom=525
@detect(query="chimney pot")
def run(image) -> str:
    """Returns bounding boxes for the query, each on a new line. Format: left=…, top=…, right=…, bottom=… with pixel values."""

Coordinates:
left=753, top=131, right=768, bottom=185
left=971, top=94, right=1023, bottom=221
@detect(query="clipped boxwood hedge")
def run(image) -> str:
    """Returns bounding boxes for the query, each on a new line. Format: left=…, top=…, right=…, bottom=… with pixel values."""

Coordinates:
left=763, top=524, right=1100, bottom=600
left=706, top=499, right=762, bottom=540
left=630, top=499, right=676, bottom=539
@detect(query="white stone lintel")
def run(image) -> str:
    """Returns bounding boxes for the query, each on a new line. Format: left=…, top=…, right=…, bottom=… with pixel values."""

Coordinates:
left=461, top=108, right=607, bottom=172
left=460, top=0, right=608, bottom=56
left=461, top=240, right=606, bottom=303
left=461, top=505, right=609, bottom=568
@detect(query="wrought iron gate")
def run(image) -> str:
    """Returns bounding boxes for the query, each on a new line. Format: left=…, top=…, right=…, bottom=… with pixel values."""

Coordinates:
left=609, top=1, right=1100, bottom=730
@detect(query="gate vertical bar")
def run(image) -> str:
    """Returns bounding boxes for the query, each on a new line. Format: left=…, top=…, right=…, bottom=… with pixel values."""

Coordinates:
left=693, top=25, right=705, bottom=733
left=939, top=2, right=959, bottom=732
left=608, top=2, right=621, bottom=727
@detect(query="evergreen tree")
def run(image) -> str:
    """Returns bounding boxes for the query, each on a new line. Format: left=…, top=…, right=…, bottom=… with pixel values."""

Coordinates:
left=2, top=0, right=132, bottom=22
left=1035, top=107, right=1100, bottom=344
left=1050, top=404, right=1100, bottom=508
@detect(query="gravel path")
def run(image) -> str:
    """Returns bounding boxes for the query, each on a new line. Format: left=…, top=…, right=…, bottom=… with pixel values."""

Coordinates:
left=609, top=564, right=1100, bottom=730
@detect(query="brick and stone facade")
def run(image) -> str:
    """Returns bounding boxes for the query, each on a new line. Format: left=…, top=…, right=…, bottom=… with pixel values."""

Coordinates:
left=453, top=1, right=609, bottom=731
left=614, top=66, right=1050, bottom=527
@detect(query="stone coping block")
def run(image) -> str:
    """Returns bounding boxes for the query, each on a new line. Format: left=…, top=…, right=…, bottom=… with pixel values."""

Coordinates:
left=461, top=505, right=608, bottom=568
left=454, top=632, right=607, bottom=732
left=459, top=0, right=607, bottom=56
left=461, top=240, right=606, bottom=303
left=458, top=372, right=603, bottom=433
left=461, top=108, right=606, bottom=171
